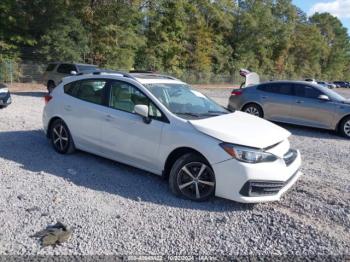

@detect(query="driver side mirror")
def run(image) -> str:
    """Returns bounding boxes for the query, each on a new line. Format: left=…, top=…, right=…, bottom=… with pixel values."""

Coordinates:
left=70, top=70, right=77, bottom=75
left=134, top=104, right=151, bottom=124
left=318, top=94, right=330, bottom=101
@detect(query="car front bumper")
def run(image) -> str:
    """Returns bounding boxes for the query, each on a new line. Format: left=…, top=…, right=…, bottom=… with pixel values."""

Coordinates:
left=212, top=150, right=302, bottom=203
left=0, top=92, right=12, bottom=107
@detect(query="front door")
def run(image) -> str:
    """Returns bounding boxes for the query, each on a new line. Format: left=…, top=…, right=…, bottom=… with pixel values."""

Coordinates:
left=289, top=84, right=337, bottom=129
left=100, top=80, right=166, bottom=174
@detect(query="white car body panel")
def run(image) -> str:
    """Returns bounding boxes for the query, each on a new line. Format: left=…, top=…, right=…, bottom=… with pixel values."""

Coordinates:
left=43, top=73, right=302, bottom=203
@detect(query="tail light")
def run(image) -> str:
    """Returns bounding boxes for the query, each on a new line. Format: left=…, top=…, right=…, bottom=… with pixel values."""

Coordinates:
left=44, top=95, right=52, bottom=104
left=231, top=90, right=243, bottom=96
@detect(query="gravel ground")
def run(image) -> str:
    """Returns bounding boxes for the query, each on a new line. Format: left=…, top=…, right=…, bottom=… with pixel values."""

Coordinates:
left=0, top=87, right=349, bottom=258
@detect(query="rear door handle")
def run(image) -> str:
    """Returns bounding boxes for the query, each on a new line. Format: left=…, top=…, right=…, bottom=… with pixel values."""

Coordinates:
left=64, top=105, right=72, bottom=111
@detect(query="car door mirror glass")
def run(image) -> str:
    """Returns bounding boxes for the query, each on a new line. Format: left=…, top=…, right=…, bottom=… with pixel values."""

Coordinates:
left=318, top=94, right=330, bottom=101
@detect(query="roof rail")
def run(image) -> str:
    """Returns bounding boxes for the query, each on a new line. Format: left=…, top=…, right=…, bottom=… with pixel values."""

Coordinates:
left=75, top=70, right=137, bottom=80
left=129, top=72, right=180, bottom=81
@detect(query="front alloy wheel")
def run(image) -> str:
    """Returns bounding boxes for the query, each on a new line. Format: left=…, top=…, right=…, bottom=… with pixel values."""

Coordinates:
left=50, top=120, right=75, bottom=154
left=169, top=154, right=215, bottom=201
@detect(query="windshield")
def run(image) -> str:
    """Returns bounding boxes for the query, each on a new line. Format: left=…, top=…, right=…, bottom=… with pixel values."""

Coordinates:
left=144, top=83, right=229, bottom=119
left=317, top=85, right=346, bottom=101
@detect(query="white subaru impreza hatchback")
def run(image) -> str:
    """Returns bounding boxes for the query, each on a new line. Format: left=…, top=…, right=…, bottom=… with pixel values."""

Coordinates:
left=43, top=72, right=302, bottom=203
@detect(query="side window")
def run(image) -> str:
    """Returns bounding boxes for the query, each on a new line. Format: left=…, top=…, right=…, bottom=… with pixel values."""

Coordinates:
left=76, top=79, right=107, bottom=105
left=64, top=81, right=79, bottom=97
left=258, top=83, right=293, bottom=95
left=278, top=83, right=293, bottom=95
left=109, top=81, right=162, bottom=118
left=46, top=63, right=56, bottom=72
left=294, top=85, right=322, bottom=99
left=57, top=64, right=76, bottom=74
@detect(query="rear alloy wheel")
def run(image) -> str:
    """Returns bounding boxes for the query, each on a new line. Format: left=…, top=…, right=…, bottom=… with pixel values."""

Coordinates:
left=243, top=103, right=263, bottom=117
left=50, top=119, right=75, bottom=154
left=339, top=116, right=350, bottom=138
left=169, top=153, right=215, bottom=201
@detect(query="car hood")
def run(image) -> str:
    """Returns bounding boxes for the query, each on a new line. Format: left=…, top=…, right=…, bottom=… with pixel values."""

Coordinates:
left=189, top=111, right=291, bottom=149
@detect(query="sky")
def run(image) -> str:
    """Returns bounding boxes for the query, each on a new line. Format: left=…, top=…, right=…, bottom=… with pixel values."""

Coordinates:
left=293, top=0, right=350, bottom=32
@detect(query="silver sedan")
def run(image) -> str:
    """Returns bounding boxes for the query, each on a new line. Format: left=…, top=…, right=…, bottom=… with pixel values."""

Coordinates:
left=228, top=81, right=350, bottom=138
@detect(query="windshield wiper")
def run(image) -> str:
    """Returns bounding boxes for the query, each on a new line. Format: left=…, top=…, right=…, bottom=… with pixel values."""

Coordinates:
left=173, top=112, right=201, bottom=117
left=207, top=110, right=228, bottom=114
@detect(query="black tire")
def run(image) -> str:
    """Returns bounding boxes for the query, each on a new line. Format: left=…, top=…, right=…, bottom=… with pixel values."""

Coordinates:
left=50, top=119, right=75, bottom=154
left=47, top=81, right=55, bottom=93
left=242, top=103, right=263, bottom=117
left=339, top=116, right=350, bottom=138
left=169, top=153, right=215, bottom=202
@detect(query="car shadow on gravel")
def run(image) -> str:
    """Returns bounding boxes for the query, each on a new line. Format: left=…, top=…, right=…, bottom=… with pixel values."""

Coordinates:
left=276, top=123, right=350, bottom=141
left=11, top=91, right=46, bottom=97
left=0, top=129, right=253, bottom=212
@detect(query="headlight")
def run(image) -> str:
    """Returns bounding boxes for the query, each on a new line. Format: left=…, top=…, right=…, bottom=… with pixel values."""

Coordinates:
left=219, top=143, right=278, bottom=164
left=0, top=88, right=8, bottom=94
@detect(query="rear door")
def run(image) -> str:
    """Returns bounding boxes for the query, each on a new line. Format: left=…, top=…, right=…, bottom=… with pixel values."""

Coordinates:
left=257, top=82, right=294, bottom=122
left=62, top=78, right=108, bottom=153
left=289, top=84, right=337, bottom=129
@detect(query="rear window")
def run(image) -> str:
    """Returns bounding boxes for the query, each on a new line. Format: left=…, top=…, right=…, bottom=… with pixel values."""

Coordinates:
left=46, top=64, right=56, bottom=72
left=77, top=65, right=97, bottom=72
left=57, top=64, right=76, bottom=74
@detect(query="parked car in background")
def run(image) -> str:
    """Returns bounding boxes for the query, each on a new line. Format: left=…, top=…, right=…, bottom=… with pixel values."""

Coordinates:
left=42, top=62, right=98, bottom=92
left=317, top=81, right=335, bottom=89
left=228, top=80, right=350, bottom=138
left=0, top=83, right=12, bottom=108
left=305, top=78, right=317, bottom=84
left=333, top=81, right=349, bottom=88
left=43, top=72, right=301, bottom=203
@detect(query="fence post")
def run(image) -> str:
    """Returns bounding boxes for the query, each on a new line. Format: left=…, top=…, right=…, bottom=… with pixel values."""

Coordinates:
left=9, top=61, right=13, bottom=85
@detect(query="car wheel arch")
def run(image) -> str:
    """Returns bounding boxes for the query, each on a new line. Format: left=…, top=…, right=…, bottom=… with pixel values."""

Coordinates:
left=163, top=147, right=212, bottom=179
left=47, top=116, right=66, bottom=138
left=336, top=114, right=350, bottom=131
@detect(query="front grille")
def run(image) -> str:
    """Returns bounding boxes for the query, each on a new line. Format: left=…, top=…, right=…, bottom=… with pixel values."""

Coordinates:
left=283, top=149, right=298, bottom=166
left=239, top=170, right=299, bottom=197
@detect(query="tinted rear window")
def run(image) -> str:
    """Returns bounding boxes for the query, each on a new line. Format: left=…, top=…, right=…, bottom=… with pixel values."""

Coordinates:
left=46, top=64, right=56, bottom=71
left=57, top=64, right=76, bottom=74
left=257, top=83, right=293, bottom=95
left=77, top=65, right=97, bottom=72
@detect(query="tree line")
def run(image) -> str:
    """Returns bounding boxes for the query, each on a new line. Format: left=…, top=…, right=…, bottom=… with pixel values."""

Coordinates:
left=1, top=0, right=350, bottom=82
